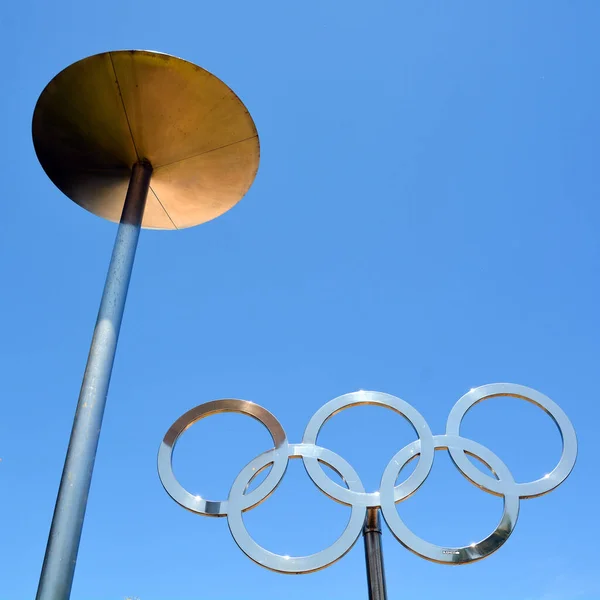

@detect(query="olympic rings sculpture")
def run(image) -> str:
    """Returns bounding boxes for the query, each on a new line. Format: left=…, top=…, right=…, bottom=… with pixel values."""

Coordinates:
left=158, top=383, right=577, bottom=574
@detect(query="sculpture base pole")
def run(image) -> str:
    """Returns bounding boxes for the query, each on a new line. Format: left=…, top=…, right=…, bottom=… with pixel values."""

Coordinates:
left=36, top=162, right=152, bottom=600
left=363, top=508, right=388, bottom=600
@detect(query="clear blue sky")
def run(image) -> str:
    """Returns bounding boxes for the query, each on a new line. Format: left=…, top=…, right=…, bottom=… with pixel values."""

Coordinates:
left=1, top=1, right=598, bottom=599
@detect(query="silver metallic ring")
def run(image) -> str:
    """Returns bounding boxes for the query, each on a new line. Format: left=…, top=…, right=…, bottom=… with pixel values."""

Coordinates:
left=445, top=383, right=577, bottom=498
left=157, top=399, right=288, bottom=517
left=379, top=435, right=519, bottom=564
left=158, top=384, right=577, bottom=573
left=227, top=444, right=366, bottom=573
left=301, top=391, right=435, bottom=507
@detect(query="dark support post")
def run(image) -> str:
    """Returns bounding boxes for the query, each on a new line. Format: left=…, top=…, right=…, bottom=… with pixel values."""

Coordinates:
left=363, top=507, right=388, bottom=600
left=36, top=162, right=152, bottom=600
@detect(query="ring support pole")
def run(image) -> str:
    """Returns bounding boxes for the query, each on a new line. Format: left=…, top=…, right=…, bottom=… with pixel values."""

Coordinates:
left=363, top=508, right=388, bottom=600
left=36, top=162, right=152, bottom=600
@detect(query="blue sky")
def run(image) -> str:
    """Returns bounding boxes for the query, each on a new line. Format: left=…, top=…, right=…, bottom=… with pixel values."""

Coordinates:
left=1, top=1, right=598, bottom=599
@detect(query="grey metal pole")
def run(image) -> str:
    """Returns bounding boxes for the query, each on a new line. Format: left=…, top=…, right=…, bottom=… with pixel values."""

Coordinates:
left=363, top=507, right=388, bottom=600
left=36, top=162, right=152, bottom=600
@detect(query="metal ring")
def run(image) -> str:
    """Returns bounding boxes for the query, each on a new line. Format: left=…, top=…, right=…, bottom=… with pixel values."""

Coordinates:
left=301, top=391, right=435, bottom=507
left=445, top=383, right=578, bottom=498
left=157, top=399, right=288, bottom=516
left=158, top=384, right=576, bottom=570
left=380, top=435, right=520, bottom=564
left=227, top=443, right=367, bottom=574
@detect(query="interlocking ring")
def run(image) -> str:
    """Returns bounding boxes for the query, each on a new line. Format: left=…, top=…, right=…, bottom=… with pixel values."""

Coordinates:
left=445, top=383, right=577, bottom=499
left=227, top=444, right=366, bottom=573
left=301, top=391, right=435, bottom=507
left=158, top=384, right=577, bottom=574
left=379, top=435, right=520, bottom=564
left=157, top=399, right=288, bottom=517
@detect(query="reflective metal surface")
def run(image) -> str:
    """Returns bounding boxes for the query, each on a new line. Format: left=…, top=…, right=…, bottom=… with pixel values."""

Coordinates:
left=363, top=508, right=388, bottom=600
left=37, top=163, right=151, bottom=600
left=32, top=50, right=259, bottom=600
left=33, top=50, right=259, bottom=229
left=379, top=435, right=519, bottom=564
left=158, top=384, right=577, bottom=573
left=227, top=443, right=366, bottom=573
left=301, top=391, right=434, bottom=507
left=158, top=400, right=287, bottom=517
left=446, top=383, right=577, bottom=498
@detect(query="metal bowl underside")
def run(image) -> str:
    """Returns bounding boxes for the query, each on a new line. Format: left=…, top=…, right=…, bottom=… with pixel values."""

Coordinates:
left=32, top=50, right=260, bottom=230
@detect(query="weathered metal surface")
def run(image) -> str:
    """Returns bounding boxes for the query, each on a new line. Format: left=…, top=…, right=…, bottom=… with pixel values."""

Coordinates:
left=32, top=50, right=259, bottom=229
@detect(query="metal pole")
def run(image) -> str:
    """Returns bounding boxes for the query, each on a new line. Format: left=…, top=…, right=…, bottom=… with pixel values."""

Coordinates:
left=36, top=162, right=152, bottom=600
left=363, top=507, right=388, bottom=600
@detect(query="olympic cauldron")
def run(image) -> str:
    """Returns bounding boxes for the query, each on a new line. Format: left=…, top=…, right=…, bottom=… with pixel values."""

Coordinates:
left=158, top=383, right=577, bottom=576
